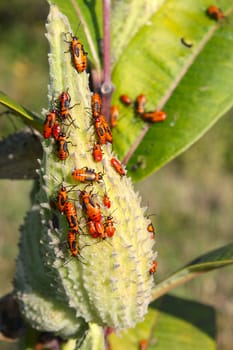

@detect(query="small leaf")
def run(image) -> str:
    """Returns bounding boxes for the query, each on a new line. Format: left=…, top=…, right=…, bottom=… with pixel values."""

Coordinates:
left=152, top=243, right=233, bottom=300
left=0, top=91, right=43, bottom=132
left=109, top=294, right=216, bottom=350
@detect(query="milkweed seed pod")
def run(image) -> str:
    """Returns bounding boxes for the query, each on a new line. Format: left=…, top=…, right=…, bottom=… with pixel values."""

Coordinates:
left=14, top=4, right=157, bottom=340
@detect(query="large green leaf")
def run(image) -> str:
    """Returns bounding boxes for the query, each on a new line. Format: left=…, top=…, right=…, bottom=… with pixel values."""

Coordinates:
left=110, top=0, right=233, bottom=181
left=0, top=91, right=43, bottom=132
left=152, top=243, right=233, bottom=301
left=109, top=294, right=216, bottom=350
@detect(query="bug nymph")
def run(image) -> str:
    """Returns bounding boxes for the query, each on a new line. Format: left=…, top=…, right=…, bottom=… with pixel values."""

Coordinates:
left=64, top=32, right=88, bottom=73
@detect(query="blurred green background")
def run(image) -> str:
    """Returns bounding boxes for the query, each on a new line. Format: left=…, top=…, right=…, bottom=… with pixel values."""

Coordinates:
left=0, top=0, right=232, bottom=349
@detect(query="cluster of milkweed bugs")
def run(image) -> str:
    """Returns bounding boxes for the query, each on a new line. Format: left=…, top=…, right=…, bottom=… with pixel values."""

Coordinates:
left=91, top=92, right=113, bottom=144
left=108, top=92, right=167, bottom=132
left=43, top=89, right=78, bottom=161
left=42, top=26, right=160, bottom=276
left=79, top=188, right=115, bottom=240
left=118, top=93, right=167, bottom=125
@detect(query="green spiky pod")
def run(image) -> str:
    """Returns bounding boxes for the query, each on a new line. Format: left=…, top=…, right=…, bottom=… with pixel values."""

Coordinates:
left=14, top=4, right=157, bottom=339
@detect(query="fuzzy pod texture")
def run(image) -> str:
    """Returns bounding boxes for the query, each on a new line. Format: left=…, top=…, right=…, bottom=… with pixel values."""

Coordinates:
left=14, top=4, right=157, bottom=337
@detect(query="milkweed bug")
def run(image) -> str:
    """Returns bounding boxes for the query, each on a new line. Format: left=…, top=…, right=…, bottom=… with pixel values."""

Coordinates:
left=110, top=158, right=126, bottom=177
left=120, top=94, right=132, bottom=106
left=110, top=105, right=119, bottom=128
left=58, top=90, right=71, bottom=117
left=139, top=339, right=148, bottom=350
left=149, top=260, right=158, bottom=275
left=99, top=115, right=112, bottom=143
left=64, top=201, right=79, bottom=231
left=135, top=94, right=146, bottom=115
left=147, top=222, right=155, bottom=240
left=94, top=117, right=106, bottom=144
left=87, top=219, right=100, bottom=238
left=72, top=167, right=103, bottom=183
left=57, top=90, right=78, bottom=124
left=94, top=221, right=106, bottom=239
left=56, top=132, right=69, bottom=161
left=57, top=185, right=68, bottom=213
left=94, top=115, right=112, bottom=144
left=91, top=92, right=102, bottom=118
left=80, top=190, right=102, bottom=222
left=92, top=142, right=103, bottom=162
left=67, top=230, right=80, bottom=257
left=52, top=123, right=61, bottom=140
left=206, top=6, right=225, bottom=21
left=104, top=216, right=115, bottom=237
left=64, top=32, right=88, bottom=73
left=141, top=110, right=167, bottom=123
left=43, top=109, right=57, bottom=139
left=103, top=193, right=111, bottom=209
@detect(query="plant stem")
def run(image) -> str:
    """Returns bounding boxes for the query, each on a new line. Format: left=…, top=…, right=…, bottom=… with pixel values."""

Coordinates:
left=101, top=0, right=114, bottom=121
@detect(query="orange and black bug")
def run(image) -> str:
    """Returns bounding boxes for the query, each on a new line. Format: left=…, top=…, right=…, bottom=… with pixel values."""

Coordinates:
left=58, top=90, right=71, bottom=117
left=43, top=109, right=57, bottom=139
left=99, top=115, right=112, bottom=143
left=104, top=215, right=115, bottom=237
left=103, top=192, right=111, bottom=209
left=92, top=142, right=103, bottom=162
left=94, top=221, right=106, bottom=239
left=57, top=90, right=78, bottom=124
left=94, top=117, right=106, bottom=144
left=80, top=190, right=102, bottom=222
left=139, top=339, right=149, bottom=350
left=141, top=110, right=167, bottom=123
left=91, top=92, right=102, bottom=118
left=56, top=132, right=69, bottom=161
left=67, top=230, right=80, bottom=257
left=64, top=32, right=88, bottom=73
left=72, top=167, right=103, bottom=183
left=110, top=158, right=126, bottom=177
left=64, top=201, right=79, bottom=231
left=110, top=105, right=119, bottom=128
left=135, top=94, right=147, bottom=115
left=149, top=260, right=158, bottom=275
left=87, top=219, right=100, bottom=238
left=206, top=6, right=225, bottom=21
left=94, top=115, right=113, bottom=144
left=120, top=94, right=132, bottom=106
left=147, top=222, right=155, bottom=240
left=52, top=123, right=61, bottom=140
left=57, top=185, right=68, bottom=213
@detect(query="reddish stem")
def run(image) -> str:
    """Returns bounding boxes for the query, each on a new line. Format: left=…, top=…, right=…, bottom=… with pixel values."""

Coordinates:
left=101, top=0, right=114, bottom=121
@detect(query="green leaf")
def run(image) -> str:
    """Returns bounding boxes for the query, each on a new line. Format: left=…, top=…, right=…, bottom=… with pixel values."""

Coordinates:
left=0, top=91, right=43, bottom=132
left=152, top=243, right=233, bottom=300
left=77, top=324, right=105, bottom=350
left=49, top=0, right=102, bottom=73
left=111, top=0, right=165, bottom=68
left=109, top=294, right=216, bottom=350
left=110, top=0, right=233, bottom=181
